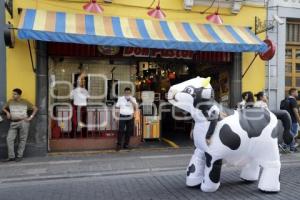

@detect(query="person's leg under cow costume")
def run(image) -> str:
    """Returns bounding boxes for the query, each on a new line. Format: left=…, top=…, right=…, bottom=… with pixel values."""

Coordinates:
left=186, top=119, right=224, bottom=192
left=186, top=119, right=209, bottom=187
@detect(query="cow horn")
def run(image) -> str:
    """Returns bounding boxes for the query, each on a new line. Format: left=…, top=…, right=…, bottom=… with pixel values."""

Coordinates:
left=203, top=77, right=211, bottom=87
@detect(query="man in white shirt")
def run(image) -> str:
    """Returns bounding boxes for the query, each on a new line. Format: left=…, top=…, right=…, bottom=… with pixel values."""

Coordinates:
left=70, top=79, right=90, bottom=137
left=115, top=87, right=138, bottom=151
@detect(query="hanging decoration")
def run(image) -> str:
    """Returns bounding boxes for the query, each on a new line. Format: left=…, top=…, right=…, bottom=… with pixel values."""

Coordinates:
left=200, top=0, right=223, bottom=25
left=206, top=12, right=223, bottom=25
left=83, top=0, right=104, bottom=13
left=259, top=39, right=276, bottom=61
left=147, top=0, right=166, bottom=19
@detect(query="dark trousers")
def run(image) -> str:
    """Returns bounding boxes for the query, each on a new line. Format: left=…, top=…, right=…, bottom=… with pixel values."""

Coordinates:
left=71, top=105, right=87, bottom=137
left=117, top=115, right=134, bottom=147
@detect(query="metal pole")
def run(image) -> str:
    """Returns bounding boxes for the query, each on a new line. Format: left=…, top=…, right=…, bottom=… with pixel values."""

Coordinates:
left=268, top=60, right=271, bottom=98
left=0, top=0, right=7, bottom=107
left=266, top=0, right=271, bottom=98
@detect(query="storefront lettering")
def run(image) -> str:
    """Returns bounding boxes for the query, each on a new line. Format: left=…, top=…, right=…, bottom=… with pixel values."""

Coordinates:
left=123, top=47, right=150, bottom=57
left=123, top=47, right=194, bottom=59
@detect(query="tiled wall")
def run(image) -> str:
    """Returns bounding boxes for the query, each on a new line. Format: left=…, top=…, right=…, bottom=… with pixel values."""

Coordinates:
left=49, top=58, right=136, bottom=103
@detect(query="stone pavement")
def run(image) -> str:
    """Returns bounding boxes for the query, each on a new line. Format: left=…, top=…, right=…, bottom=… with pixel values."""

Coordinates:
left=0, top=148, right=299, bottom=200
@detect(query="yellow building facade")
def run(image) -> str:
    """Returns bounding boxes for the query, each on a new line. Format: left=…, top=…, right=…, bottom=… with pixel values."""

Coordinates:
left=5, top=0, right=266, bottom=103
left=1, top=0, right=269, bottom=154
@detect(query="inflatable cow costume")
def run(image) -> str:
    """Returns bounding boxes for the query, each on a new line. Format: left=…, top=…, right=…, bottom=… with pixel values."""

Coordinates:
left=167, top=77, right=293, bottom=193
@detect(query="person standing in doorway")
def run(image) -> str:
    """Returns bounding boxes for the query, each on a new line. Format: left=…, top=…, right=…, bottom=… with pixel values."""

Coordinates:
left=2, top=88, right=38, bottom=162
left=115, top=88, right=138, bottom=151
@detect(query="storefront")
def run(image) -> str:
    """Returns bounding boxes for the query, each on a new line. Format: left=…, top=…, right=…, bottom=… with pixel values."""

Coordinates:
left=46, top=43, right=235, bottom=150
left=2, top=0, right=268, bottom=156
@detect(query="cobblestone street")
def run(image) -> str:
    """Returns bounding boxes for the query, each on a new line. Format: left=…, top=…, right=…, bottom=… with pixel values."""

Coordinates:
left=0, top=149, right=299, bottom=200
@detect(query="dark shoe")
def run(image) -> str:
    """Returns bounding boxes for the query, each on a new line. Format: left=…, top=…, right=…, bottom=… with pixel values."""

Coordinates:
left=15, top=157, right=23, bottom=162
left=116, top=145, right=121, bottom=152
left=290, top=148, right=298, bottom=153
left=3, top=158, right=15, bottom=162
left=123, top=145, right=132, bottom=150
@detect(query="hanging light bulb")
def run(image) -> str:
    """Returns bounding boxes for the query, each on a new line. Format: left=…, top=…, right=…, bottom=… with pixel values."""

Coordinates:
left=83, top=0, right=104, bottom=13
left=147, top=0, right=166, bottom=19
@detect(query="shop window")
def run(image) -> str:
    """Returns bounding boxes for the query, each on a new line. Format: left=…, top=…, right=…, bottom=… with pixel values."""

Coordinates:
left=296, top=77, right=300, bottom=87
left=296, top=63, right=300, bottom=73
left=296, top=49, right=300, bottom=59
left=285, top=46, right=300, bottom=90
left=285, top=62, right=292, bottom=74
left=286, top=49, right=292, bottom=59
left=285, top=76, right=292, bottom=86
left=287, top=22, right=300, bottom=43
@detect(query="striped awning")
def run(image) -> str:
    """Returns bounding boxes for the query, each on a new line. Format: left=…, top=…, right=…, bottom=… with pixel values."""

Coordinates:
left=18, top=9, right=267, bottom=53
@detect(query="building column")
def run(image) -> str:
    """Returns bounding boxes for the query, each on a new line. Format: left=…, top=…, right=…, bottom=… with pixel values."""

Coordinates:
left=0, top=0, right=6, bottom=107
left=27, top=41, right=48, bottom=156
left=230, top=53, right=242, bottom=108
left=0, top=0, right=8, bottom=158
left=266, top=2, right=286, bottom=110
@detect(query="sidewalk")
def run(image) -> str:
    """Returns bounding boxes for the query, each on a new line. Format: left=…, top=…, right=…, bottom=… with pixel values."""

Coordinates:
left=0, top=147, right=299, bottom=184
left=0, top=148, right=192, bottom=183
left=0, top=148, right=300, bottom=200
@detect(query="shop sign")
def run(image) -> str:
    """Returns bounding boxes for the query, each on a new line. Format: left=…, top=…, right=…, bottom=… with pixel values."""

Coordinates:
left=123, top=47, right=194, bottom=59
left=97, top=46, right=120, bottom=55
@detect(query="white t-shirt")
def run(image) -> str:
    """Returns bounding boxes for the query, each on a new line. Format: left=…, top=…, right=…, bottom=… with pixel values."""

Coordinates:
left=115, top=96, right=137, bottom=115
left=238, top=100, right=246, bottom=109
left=254, top=100, right=268, bottom=109
left=70, top=87, right=90, bottom=106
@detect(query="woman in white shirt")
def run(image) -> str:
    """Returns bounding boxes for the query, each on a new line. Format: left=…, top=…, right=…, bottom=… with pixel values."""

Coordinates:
left=254, top=91, right=268, bottom=109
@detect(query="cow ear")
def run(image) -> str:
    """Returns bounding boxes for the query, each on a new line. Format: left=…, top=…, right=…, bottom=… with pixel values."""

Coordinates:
left=202, top=77, right=211, bottom=88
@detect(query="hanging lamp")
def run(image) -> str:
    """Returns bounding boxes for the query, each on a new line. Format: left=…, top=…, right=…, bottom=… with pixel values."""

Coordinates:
left=147, top=0, right=166, bottom=19
left=83, top=0, right=104, bottom=13
left=201, top=0, right=223, bottom=25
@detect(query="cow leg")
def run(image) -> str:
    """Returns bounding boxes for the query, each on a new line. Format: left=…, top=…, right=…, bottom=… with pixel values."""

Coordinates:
left=186, top=148, right=205, bottom=187
left=258, top=160, right=281, bottom=192
left=240, top=161, right=260, bottom=182
left=201, top=152, right=222, bottom=192
left=254, top=133, right=281, bottom=192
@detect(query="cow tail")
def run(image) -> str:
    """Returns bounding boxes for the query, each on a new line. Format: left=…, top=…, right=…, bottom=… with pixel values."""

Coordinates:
left=272, top=110, right=293, bottom=144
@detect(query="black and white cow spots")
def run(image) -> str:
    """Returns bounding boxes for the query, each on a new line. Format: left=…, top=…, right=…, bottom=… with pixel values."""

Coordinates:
left=205, top=152, right=212, bottom=168
left=239, top=108, right=271, bottom=138
left=209, top=159, right=223, bottom=183
left=204, top=152, right=223, bottom=184
left=219, top=124, right=241, bottom=150
left=187, top=164, right=196, bottom=176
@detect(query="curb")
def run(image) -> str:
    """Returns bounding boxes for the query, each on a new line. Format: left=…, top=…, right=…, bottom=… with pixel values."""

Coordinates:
left=0, top=166, right=187, bottom=184
left=48, top=146, right=190, bottom=157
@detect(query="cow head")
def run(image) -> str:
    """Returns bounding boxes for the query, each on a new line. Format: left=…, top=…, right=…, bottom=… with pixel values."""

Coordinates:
left=167, top=76, right=214, bottom=114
